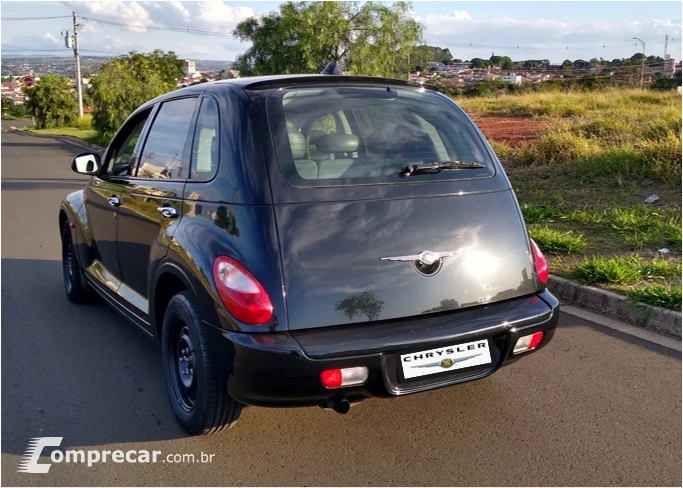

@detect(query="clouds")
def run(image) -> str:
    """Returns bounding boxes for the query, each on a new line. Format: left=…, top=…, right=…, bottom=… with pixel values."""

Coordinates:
left=413, top=9, right=682, bottom=61
left=62, top=1, right=254, bottom=33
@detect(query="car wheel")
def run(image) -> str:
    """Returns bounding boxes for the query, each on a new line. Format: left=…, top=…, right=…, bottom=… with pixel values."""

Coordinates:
left=61, top=225, right=93, bottom=303
left=161, top=292, right=242, bottom=435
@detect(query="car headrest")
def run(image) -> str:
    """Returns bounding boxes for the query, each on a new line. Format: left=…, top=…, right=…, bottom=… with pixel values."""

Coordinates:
left=287, top=129, right=307, bottom=159
left=315, top=134, right=359, bottom=154
left=307, top=129, right=327, bottom=143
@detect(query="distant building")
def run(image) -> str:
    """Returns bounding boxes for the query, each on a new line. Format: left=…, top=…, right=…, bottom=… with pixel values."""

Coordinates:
left=502, top=73, right=522, bottom=84
left=183, top=60, right=196, bottom=75
left=664, top=55, right=676, bottom=74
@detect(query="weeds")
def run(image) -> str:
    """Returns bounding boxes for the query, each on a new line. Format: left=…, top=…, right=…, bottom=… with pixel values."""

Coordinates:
left=521, top=203, right=561, bottom=223
left=570, top=256, right=681, bottom=285
left=528, top=226, right=587, bottom=254
left=626, top=285, right=682, bottom=311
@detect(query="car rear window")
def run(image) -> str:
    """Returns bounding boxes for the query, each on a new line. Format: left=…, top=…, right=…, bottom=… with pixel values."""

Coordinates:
left=266, top=86, right=494, bottom=187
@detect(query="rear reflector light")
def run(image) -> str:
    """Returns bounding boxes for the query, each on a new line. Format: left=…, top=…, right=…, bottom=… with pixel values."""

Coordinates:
left=513, top=331, right=544, bottom=354
left=213, top=256, right=273, bottom=325
left=530, top=238, right=549, bottom=284
left=320, top=367, right=369, bottom=389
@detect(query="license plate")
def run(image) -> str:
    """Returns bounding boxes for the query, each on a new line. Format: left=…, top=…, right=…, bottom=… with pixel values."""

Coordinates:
left=400, top=339, right=492, bottom=379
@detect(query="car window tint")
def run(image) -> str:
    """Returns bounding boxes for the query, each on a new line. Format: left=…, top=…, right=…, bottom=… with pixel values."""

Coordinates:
left=104, top=111, right=150, bottom=177
left=268, top=86, right=493, bottom=187
left=137, top=98, right=197, bottom=180
left=190, top=97, right=219, bottom=180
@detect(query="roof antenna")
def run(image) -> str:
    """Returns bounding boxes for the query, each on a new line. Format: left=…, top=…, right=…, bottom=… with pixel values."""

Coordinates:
left=321, top=60, right=343, bottom=75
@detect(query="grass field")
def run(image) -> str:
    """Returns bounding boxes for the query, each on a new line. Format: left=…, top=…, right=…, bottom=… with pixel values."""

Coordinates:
left=26, top=116, right=111, bottom=148
left=458, top=89, right=682, bottom=311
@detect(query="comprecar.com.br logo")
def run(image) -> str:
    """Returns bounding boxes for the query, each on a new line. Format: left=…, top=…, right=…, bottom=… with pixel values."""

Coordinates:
left=19, top=437, right=216, bottom=473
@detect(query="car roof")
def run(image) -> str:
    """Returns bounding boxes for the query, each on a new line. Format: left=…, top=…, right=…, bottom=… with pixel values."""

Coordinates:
left=211, top=74, right=438, bottom=92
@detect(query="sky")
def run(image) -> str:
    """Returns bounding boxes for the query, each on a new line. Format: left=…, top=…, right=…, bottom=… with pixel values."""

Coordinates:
left=1, top=1, right=681, bottom=64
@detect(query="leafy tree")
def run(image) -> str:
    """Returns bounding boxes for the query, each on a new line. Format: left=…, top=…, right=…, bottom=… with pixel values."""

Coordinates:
left=88, top=50, right=183, bottom=136
left=233, top=1, right=422, bottom=78
left=23, top=75, right=76, bottom=129
left=561, top=59, right=573, bottom=69
left=501, top=57, right=514, bottom=70
left=630, top=52, right=645, bottom=62
left=471, top=58, right=489, bottom=69
left=489, top=55, right=502, bottom=67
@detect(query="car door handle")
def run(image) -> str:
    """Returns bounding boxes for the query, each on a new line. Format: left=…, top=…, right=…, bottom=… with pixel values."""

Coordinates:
left=157, top=205, right=179, bottom=218
left=107, top=196, right=123, bottom=207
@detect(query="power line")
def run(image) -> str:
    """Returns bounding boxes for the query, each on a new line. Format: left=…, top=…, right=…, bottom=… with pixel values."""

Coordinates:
left=78, top=16, right=234, bottom=37
left=1, top=15, right=72, bottom=21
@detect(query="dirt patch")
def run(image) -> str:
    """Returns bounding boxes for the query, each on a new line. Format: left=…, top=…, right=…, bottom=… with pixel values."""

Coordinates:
left=470, top=117, right=546, bottom=147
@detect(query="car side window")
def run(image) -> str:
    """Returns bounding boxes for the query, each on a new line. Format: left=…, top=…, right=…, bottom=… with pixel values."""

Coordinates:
left=190, top=97, right=219, bottom=181
left=136, top=97, right=197, bottom=180
left=104, top=110, right=151, bottom=177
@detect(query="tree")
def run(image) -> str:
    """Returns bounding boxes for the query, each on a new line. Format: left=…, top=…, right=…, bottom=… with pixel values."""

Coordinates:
left=501, top=57, right=514, bottom=70
left=88, top=50, right=183, bottom=136
left=630, top=52, right=645, bottom=62
left=23, top=75, right=76, bottom=129
left=471, top=58, right=489, bottom=69
left=489, top=55, right=502, bottom=67
left=561, top=59, right=573, bottom=70
left=233, top=1, right=423, bottom=78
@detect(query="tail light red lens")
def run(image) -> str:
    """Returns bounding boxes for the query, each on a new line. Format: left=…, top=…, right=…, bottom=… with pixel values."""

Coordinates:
left=320, top=367, right=369, bottom=389
left=213, top=256, right=273, bottom=325
left=513, top=331, right=544, bottom=354
left=530, top=238, right=549, bottom=284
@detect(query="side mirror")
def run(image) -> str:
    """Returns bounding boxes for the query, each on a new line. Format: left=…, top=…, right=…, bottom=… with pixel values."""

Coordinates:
left=71, top=153, right=101, bottom=175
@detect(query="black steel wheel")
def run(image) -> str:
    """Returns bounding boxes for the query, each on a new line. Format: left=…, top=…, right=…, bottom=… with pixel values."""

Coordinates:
left=61, top=225, right=93, bottom=304
left=161, top=292, right=241, bottom=435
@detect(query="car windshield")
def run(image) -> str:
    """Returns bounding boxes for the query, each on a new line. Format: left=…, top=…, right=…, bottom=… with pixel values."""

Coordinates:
left=266, top=85, right=494, bottom=187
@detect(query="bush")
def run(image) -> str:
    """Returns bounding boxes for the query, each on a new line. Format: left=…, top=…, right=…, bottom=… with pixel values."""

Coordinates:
left=70, top=115, right=93, bottom=130
left=570, top=256, right=681, bottom=285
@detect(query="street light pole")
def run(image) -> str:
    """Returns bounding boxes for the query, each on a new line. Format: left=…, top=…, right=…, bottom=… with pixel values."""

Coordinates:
left=632, top=37, right=646, bottom=90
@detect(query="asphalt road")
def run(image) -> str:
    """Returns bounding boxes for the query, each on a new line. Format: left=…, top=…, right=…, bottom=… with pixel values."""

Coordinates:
left=1, top=125, right=681, bottom=487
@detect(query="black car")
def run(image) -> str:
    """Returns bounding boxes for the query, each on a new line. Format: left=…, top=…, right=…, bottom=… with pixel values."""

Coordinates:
left=60, top=71, right=559, bottom=435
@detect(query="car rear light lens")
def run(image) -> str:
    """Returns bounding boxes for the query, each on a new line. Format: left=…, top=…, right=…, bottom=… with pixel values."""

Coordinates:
left=213, top=256, right=273, bottom=325
left=320, top=367, right=369, bottom=389
left=513, top=331, right=544, bottom=354
left=530, top=238, right=549, bottom=284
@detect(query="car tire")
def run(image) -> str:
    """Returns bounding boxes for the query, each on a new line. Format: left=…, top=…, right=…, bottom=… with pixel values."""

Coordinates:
left=161, top=292, right=242, bottom=435
left=61, top=225, right=94, bottom=304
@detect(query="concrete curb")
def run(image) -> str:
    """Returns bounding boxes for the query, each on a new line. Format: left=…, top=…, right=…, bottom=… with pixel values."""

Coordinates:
left=547, top=275, right=682, bottom=339
left=11, top=128, right=105, bottom=153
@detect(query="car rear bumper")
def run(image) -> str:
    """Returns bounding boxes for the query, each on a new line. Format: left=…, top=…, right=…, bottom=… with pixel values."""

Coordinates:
left=205, top=290, right=560, bottom=408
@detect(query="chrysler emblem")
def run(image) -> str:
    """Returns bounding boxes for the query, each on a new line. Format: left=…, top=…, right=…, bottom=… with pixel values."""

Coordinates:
left=380, top=249, right=462, bottom=276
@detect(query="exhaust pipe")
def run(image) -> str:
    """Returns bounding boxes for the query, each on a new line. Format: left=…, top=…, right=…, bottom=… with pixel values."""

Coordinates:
left=325, top=397, right=351, bottom=415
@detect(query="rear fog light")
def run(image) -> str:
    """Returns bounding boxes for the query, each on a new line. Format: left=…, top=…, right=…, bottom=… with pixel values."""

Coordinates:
left=320, top=367, right=369, bottom=388
left=513, top=331, right=544, bottom=354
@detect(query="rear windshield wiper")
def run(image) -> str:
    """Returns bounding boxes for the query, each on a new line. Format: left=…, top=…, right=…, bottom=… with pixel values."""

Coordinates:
left=400, top=161, right=487, bottom=177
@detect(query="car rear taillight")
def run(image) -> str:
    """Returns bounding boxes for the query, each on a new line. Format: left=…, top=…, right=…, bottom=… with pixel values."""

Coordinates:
left=213, top=256, right=273, bottom=325
left=320, top=367, right=369, bottom=388
left=530, top=238, right=549, bottom=284
left=513, top=331, right=544, bottom=354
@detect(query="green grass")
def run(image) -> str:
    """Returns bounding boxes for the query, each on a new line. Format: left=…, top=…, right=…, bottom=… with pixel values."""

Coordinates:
left=570, top=256, right=681, bottom=286
left=528, top=226, right=587, bottom=254
left=521, top=203, right=561, bottom=224
left=26, top=126, right=110, bottom=148
left=626, top=285, right=682, bottom=311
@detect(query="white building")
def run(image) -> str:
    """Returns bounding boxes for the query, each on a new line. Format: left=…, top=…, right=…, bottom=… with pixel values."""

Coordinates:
left=502, top=73, right=523, bottom=84
left=183, top=60, right=196, bottom=75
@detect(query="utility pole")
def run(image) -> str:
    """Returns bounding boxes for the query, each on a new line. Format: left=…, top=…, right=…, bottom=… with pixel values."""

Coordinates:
left=632, top=37, right=646, bottom=90
left=72, top=11, right=83, bottom=117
